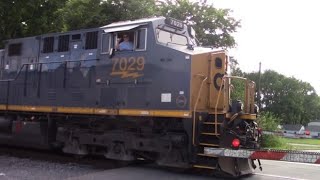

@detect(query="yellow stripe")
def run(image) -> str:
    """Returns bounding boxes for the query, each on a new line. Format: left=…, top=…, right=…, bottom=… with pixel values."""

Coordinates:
left=0, top=105, right=6, bottom=110
left=94, top=108, right=118, bottom=115
left=119, top=109, right=191, bottom=118
left=226, top=113, right=256, bottom=120
left=208, top=111, right=226, bottom=115
left=8, top=105, right=52, bottom=112
left=240, top=114, right=257, bottom=120
left=0, top=104, right=191, bottom=118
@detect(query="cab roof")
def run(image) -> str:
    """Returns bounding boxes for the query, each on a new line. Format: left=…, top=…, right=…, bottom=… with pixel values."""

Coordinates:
left=102, top=17, right=164, bottom=28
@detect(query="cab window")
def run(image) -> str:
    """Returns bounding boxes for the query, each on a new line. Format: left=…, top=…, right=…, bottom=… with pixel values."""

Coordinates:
left=156, top=28, right=188, bottom=45
left=135, top=28, right=147, bottom=51
left=103, top=28, right=147, bottom=53
left=116, top=32, right=135, bottom=51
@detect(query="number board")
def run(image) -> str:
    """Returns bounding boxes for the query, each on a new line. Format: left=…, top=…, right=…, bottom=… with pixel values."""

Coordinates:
left=165, top=17, right=184, bottom=29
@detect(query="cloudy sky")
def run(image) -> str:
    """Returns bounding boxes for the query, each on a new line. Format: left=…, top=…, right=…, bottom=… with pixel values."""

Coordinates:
left=211, top=0, right=320, bottom=93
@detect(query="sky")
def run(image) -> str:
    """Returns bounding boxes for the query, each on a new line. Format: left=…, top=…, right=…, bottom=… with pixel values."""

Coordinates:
left=210, top=0, right=320, bottom=93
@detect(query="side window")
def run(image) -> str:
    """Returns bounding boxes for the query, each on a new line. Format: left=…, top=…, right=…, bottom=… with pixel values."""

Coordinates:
left=8, top=43, right=22, bottom=56
left=58, top=35, right=70, bottom=52
left=101, top=33, right=110, bottom=54
left=135, top=28, right=147, bottom=51
left=0, top=54, right=4, bottom=70
left=72, top=34, right=81, bottom=41
left=85, top=31, right=98, bottom=49
left=43, top=37, right=54, bottom=53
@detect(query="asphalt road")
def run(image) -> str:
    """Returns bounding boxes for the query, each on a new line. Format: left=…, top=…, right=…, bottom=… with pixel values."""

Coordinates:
left=0, top=147, right=319, bottom=180
left=69, top=160, right=320, bottom=180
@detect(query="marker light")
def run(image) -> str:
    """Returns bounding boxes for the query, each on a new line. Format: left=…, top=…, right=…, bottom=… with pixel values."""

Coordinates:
left=232, top=138, right=240, bottom=148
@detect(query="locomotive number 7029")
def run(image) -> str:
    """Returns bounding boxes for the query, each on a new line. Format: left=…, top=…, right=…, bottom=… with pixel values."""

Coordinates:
left=110, top=56, right=145, bottom=78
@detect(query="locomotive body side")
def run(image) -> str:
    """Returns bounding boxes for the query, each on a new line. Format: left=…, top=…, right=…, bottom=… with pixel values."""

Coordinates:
left=0, top=17, right=259, bottom=177
left=0, top=21, right=192, bottom=116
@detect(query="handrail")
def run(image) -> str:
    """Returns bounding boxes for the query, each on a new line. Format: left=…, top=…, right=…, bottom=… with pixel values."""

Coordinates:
left=192, top=74, right=208, bottom=146
left=0, top=58, right=99, bottom=83
left=215, top=75, right=256, bottom=126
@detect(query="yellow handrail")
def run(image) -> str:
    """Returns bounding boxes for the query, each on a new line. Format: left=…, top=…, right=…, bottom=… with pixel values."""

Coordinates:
left=215, top=76, right=256, bottom=127
left=192, top=74, right=208, bottom=146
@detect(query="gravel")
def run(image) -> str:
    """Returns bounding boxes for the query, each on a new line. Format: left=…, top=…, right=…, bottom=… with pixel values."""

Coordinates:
left=0, top=147, right=122, bottom=180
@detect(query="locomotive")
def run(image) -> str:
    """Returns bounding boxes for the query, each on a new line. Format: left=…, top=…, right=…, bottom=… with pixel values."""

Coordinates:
left=0, top=17, right=260, bottom=177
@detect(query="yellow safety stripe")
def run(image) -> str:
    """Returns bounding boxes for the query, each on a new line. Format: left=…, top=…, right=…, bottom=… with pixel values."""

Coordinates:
left=0, top=105, right=6, bottom=110
left=226, top=113, right=257, bottom=120
left=119, top=109, right=191, bottom=117
left=0, top=104, right=191, bottom=118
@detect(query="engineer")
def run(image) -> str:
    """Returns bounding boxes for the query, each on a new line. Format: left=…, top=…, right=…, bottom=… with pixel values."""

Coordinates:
left=117, top=34, right=133, bottom=51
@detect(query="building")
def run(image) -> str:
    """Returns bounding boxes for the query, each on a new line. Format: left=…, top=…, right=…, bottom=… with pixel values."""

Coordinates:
left=306, top=120, right=320, bottom=138
left=282, top=124, right=305, bottom=137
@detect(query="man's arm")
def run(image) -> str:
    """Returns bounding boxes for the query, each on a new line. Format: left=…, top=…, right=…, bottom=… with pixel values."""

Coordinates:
left=116, top=38, right=121, bottom=50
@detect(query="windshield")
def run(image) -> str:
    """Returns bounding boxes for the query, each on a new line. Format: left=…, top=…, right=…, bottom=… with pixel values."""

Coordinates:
left=156, top=28, right=188, bottom=46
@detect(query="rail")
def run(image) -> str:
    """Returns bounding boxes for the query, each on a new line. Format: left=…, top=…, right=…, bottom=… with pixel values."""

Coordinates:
left=0, top=58, right=99, bottom=83
left=0, top=59, right=99, bottom=110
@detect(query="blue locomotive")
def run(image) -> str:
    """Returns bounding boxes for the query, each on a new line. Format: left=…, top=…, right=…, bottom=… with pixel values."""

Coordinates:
left=0, top=17, right=260, bottom=177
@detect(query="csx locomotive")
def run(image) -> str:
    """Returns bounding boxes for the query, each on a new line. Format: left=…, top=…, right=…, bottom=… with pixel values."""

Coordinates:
left=0, top=17, right=260, bottom=177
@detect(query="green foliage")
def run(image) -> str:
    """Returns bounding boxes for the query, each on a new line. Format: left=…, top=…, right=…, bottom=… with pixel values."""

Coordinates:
left=229, top=57, right=245, bottom=101
left=230, top=79, right=245, bottom=102
left=0, top=0, right=240, bottom=49
left=262, top=136, right=320, bottom=150
left=261, top=134, right=290, bottom=149
left=257, top=111, right=281, bottom=131
left=59, top=0, right=158, bottom=31
left=158, top=0, right=240, bottom=48
left=0, top=0, right=66, bottom=46
left=246, top=70, right=320, bottom=125
left=283, top=138, right=320, bottom=146
left=58, top=0, right=104, bottom=31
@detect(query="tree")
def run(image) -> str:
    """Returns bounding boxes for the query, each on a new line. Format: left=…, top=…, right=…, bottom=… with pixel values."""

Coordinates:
left=60, top=0, right=240, bottom=48
left=246, top=70, right=320, bottom=125
left=57, top=0, right=105, bottom=31
left=0, top=0, right=66, bottom=47
left=257, top=111, right=281, bottom=131
left=1, top=0, right=240, bottom=49
left=58, top=0, right=158, bottom=31
left=157, top=0, right=241, bottom=48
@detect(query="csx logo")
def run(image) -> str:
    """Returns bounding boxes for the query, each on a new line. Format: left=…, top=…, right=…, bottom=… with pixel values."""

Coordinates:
left=110, top=56, right=145, bottom=78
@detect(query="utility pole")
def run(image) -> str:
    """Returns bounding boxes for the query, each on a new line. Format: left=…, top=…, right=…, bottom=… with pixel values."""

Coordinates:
left=258, top=62, right=262, bottom=110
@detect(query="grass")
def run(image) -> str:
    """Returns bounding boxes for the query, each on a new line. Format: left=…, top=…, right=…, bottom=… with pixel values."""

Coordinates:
left=261, top=135, right=320, bottom=150
left=282, top=138, right=320, bottom=146
left=261, top=135, right=291, bottom=149
left=290, top=145, right=320, bottom=150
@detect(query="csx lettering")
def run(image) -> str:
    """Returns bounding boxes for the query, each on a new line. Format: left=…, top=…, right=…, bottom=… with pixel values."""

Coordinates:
left=110, top=56, right=145, bottom=79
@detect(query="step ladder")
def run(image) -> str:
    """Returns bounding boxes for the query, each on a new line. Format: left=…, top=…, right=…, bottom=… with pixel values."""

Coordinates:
left=193, top=114, right=224, bottom=170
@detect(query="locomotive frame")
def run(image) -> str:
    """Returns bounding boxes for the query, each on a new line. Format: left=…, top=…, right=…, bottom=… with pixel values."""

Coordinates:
left=0, top=17, right=260, bottom=177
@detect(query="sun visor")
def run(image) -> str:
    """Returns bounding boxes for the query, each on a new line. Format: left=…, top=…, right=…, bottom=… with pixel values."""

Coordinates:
left=103, top=24, right=144, bottom=33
